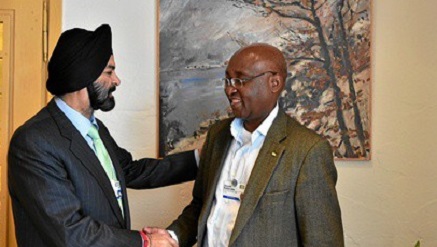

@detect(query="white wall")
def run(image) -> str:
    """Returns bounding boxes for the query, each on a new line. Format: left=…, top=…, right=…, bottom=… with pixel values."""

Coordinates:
left=63, top=1, right=437, bottom=246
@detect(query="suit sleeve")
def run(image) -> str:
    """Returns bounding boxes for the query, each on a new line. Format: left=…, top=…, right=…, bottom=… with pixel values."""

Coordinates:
left=98, top=122, right=198, bottom=189
left=166, top=128, right=213, bottom=247
left=121, top=150, right=197, bottom=189
left=8, top=129, right=142, bottom=247
left=295, top=139, right=344, bottom=246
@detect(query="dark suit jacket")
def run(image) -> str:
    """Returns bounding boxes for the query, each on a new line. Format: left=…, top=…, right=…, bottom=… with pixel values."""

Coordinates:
left=8, top=99, right=197, bottom=247
left=168, top=110, right=344, bottom=247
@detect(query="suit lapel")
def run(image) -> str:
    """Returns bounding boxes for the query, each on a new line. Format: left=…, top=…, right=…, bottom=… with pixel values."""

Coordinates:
left=229, top=111, right=288, bottom=246
left=198, top=121, right=233, bottom=245
left=47, top=100, right=126, bottom=227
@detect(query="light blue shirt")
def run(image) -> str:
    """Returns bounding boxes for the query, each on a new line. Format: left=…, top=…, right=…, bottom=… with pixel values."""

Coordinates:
left=54, top=97, right=98, bottom=152
left=205, top=104, right=279, bottom=247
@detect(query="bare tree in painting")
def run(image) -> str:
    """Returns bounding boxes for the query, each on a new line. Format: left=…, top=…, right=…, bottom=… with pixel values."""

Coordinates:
left=230, top=0, right=366, bottom=157
left=331, top=0, right=370, bottom=157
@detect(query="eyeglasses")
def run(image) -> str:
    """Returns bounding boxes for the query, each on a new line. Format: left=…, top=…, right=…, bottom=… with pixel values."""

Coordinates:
left=222, top=71, right=277, bottom=88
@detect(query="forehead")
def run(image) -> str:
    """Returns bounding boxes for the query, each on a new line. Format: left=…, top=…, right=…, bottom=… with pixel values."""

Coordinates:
left=227, top=50, right=266, bottom=74
left=107, top=55, right=116, bottom=67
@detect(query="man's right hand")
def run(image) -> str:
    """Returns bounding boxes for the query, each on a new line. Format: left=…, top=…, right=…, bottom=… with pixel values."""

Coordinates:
left=143, top=227, right=179, bottom=247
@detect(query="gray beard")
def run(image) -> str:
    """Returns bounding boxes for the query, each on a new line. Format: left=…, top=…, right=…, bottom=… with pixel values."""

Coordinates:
left=87, top=81, right=116, bottom=112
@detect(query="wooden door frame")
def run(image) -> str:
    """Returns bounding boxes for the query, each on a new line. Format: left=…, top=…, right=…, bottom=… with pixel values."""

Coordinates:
left=0, top=10, right=14, bottom=247
left=45, top=0, right=62, bottom=103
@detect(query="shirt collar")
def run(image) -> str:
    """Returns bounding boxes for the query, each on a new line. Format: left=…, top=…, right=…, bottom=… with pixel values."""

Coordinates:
left=54, top=97, right=98, bottom=138
left=230, top=103, right=279, bottom=145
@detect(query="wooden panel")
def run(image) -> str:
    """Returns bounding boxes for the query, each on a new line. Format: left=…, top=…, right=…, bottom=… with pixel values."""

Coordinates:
left=0, top=11, right=13, bottom=247
left=8, top=0, right=45, bottom=128
left=0, top=0, right=61, bottom=246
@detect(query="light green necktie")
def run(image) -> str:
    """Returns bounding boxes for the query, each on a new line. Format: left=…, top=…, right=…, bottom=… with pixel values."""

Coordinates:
left=88, top=125, right=124, bottom=216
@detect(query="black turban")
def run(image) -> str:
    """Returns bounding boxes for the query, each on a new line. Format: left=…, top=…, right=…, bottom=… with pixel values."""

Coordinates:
left=46, top=24, right=113, bottom=96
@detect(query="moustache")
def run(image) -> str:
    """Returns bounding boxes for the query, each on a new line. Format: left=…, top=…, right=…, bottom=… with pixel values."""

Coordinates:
left=109, top=86, right=116, bottom=94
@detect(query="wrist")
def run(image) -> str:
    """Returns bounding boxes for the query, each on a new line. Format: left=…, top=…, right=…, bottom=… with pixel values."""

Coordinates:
left=140, top=230, right=150, bottom=247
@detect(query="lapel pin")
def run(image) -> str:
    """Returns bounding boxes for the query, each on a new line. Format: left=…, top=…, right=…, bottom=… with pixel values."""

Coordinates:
left=271, top=151, right=277, bottom=157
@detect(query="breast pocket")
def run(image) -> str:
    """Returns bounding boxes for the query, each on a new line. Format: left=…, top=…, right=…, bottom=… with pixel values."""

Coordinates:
left=261, top=189, right=291, bottom=205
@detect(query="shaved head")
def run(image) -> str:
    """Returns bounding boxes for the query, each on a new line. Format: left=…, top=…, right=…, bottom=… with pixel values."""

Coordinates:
left=229, top=43, right=287, bottom=84
left=224, top=43, right=288, bottom=132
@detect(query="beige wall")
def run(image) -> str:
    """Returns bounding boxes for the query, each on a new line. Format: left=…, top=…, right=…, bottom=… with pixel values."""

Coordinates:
left=336, top=1, right=437, bottom=245
left=63, top=0, right=437, bottom=246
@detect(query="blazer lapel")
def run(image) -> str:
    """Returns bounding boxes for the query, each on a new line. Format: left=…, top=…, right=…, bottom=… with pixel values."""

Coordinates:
left=47, top=100, right=126, bottom=227
left=198, top=121, right=233, bottom=245
left=229, top=111, right=288, bottom=246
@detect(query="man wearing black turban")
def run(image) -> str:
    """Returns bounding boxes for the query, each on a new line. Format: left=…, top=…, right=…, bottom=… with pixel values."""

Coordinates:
left=8, top=24, right=196, bottom=247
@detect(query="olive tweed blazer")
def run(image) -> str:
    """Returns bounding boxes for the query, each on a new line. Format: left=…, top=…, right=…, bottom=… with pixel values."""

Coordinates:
left=169, top=110, right=344, bottom=247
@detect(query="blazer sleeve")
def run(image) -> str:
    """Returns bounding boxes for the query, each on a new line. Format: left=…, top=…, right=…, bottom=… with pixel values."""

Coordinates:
left=97, top=121, right=198, bottom=189
left=8, top=128, right=142, bottom=247
left=295, top=139, right=345, bottom=246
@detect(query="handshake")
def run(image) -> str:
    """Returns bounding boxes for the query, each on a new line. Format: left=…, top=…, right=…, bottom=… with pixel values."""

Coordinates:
left=142, top=226, right=179, bottom=247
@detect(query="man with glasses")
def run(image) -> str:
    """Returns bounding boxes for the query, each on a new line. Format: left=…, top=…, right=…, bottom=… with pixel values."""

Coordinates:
left=147, top=43, right=344, bottom=246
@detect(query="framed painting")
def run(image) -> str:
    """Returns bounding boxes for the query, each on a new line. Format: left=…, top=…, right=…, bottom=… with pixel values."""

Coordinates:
left=159, top=0, right=371, bottom=160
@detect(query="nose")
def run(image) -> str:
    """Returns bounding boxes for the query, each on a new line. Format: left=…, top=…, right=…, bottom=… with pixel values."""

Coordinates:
left=112, top=71, right=121, bottom=86
left=224, top=84, right=237, bottom=96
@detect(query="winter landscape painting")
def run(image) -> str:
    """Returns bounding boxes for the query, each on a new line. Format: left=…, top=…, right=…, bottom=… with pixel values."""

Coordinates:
left=159, top=0, right=371, bottom=159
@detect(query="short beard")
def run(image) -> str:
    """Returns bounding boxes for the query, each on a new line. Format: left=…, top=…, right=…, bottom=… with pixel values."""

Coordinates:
left=87, top=81, right=116, bottom=112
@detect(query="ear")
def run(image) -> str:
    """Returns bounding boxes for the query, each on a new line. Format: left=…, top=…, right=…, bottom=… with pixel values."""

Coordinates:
left=269, top=74, right=283, bottom=93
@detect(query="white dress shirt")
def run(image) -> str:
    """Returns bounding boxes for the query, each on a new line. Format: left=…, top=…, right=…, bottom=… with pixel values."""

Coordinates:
left=204, top=104, right=279, bottom=247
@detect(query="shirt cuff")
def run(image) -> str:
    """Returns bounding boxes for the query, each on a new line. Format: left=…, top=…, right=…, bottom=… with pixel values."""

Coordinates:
left=194, top=149, right=200, bottom=167
left=167, top=230, right=179, bottom=244
left=140, top=230, right=150, bottom=247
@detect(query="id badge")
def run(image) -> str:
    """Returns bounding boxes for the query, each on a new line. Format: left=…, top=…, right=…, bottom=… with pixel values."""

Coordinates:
left=223, top=180, right=245, bottom=201
left=110, top=179, right=123, bottom=200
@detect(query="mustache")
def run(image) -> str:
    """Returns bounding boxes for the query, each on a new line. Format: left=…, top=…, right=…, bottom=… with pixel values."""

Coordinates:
left=93, top=81, right=116, bottom=96
left=109, top=86, right=116, bottom=94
